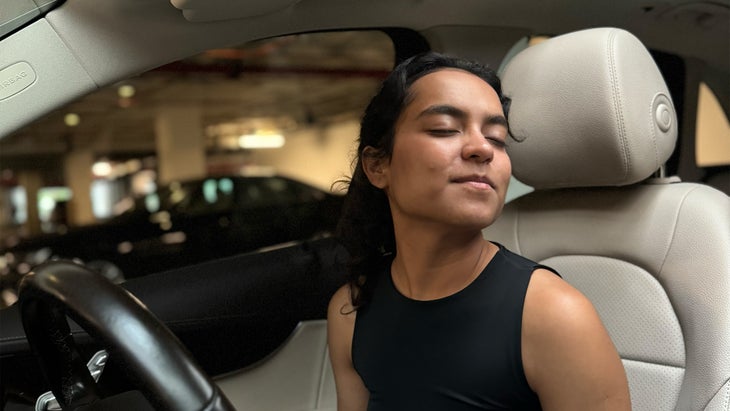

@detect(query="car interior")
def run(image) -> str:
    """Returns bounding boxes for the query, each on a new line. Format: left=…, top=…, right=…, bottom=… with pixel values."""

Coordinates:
left=209, top=26, right=730, bottom=411
left=486, top=27, right=730, bottom=411
left=1, top=1, right=729, bottom=411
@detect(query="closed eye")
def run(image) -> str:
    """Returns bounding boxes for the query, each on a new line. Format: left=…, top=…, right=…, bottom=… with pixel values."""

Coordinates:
left=429, top=129, right=460, bottom=136
left=487, top=137, right=508, bottom=148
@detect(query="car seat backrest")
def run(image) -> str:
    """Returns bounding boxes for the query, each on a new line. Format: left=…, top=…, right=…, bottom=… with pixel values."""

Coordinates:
left=486, top=27, right=730, bottom=411
left=216, top=320, right=336, bottom=411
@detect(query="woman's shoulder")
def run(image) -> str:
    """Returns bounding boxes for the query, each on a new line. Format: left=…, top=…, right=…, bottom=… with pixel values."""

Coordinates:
left=327, top=284, right=358, bottom=357
left=522, top=268, right=612, bottom=367
left=494, top=243, right=561, bottom=278
left=328, top=283, right=356, bottom=319
left=524, top=268, right=594, bottom=330
left=522, top=269, right=630, bottom=408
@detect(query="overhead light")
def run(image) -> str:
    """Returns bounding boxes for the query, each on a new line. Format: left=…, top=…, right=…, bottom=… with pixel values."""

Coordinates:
left=238, top=133, right=285, bottom=149
left=92, top=160, right=113, bottom=177
left=117, top=84, right=136, bottom=98
left=117, top=84, right=135, bottom=108
left=239, top=165, right=276, bottom=176
left=64, top=113, right=80, bottom=127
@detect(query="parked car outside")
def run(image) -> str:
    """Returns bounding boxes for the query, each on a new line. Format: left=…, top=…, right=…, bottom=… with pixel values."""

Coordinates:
left=1, top=174, right=343, bottom=288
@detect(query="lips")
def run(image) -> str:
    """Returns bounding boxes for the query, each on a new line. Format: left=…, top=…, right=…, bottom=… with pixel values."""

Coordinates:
left=451, top=174, right=495, bottom=189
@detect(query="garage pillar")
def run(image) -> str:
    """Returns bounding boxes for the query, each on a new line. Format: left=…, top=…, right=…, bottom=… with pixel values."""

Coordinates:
left=16, top=170, right=43, bottom=236
left=154, top=106, right=206, bottom=185
left=63, top=148, right=96, bottom=227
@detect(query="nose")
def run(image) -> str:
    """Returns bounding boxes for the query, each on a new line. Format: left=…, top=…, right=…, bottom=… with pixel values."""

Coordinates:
left=462, top=126, right=493, bottom=163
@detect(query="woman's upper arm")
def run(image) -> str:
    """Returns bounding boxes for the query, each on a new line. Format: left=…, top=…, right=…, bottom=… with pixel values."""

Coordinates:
left=522, top=269, right=631, bottom=411
left=327, top=284, right=369, bottom=411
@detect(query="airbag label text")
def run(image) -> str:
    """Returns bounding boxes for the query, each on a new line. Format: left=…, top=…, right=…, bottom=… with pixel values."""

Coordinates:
left=0, top=62, right=37, bottom=101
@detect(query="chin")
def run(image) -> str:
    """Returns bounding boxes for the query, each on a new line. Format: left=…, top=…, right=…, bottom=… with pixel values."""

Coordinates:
left=453, top=213, right=501, bottom=230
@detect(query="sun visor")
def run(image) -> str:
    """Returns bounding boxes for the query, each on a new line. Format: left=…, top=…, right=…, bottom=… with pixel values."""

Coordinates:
left=0, top=19, right=96, bottom=139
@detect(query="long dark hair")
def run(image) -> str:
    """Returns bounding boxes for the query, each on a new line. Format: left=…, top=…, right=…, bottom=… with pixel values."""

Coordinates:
left=337, top=51, right=511, bottom=309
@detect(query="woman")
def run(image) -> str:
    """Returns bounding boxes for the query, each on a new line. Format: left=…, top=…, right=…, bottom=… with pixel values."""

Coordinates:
left=327, top=52, right=630, bottom=410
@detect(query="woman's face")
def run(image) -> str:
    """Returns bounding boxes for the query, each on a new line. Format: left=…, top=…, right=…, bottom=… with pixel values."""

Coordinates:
left=366, top=68, right=512, bottom=232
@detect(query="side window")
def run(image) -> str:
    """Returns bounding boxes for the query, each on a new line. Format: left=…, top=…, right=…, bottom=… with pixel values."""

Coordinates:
left=1, top=30, right=394, bottom=232
left=0, top=30, right=395, bottom=301
left=695, top=82, right=730, bottom=167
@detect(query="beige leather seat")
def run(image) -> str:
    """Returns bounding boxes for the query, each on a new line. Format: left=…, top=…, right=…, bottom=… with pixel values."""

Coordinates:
left=486, top=28, right=730, bottom=411
left=216, top=320, right=336, bottom=410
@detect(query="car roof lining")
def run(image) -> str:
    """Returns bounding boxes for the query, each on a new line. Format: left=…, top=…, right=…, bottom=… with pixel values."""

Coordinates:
left=1, top=0, right=727, bottom=141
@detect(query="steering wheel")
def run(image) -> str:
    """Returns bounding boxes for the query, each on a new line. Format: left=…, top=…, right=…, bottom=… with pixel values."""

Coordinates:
left=18, top=260, right=236, bottom=411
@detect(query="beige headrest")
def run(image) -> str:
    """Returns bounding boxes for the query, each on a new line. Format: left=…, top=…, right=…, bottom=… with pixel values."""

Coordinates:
left=502, top=28, right=678, bottom=189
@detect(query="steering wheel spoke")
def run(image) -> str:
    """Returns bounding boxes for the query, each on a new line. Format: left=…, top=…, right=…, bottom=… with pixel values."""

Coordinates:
left=22, top=296, right=100, bottom=410
left=18, top=260, right=235, bottom=411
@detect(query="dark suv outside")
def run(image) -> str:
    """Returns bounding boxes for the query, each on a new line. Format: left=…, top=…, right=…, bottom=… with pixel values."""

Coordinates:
left=1, top=175, right=344, bottom=289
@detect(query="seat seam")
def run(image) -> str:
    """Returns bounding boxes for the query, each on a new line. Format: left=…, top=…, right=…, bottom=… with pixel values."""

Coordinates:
left=700, top=377, right=730, bottom=411
left=652, top=185, right=718, bottom=411
left=648, top=93, right=660, bottom=170
left=314, top=342, right=329, bottom=409
left=621, top=356, right=685, bottom=370
left=607, top=29, right=630, bottom=181
left=656, top=185, right=701, bottom=278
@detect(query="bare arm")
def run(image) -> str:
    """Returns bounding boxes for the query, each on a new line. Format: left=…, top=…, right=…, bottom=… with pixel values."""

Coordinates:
left=522, top=269, right=631, bottom=410
left=327, top=284, right=369, bottom=411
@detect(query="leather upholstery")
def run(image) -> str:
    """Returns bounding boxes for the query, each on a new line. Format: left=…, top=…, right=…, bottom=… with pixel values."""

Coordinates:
left=216, top=320, right=336, bottom=411
left=486, top=28, right=730, bottom=411
left=502, top=27, right=677, bottom=189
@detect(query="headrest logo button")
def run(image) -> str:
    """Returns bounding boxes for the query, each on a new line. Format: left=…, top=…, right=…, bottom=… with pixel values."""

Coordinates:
left=655, top=103, right=672, bottom=132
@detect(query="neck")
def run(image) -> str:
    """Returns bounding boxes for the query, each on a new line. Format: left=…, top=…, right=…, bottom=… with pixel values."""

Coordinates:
left=390, top=223, right=495, bottom=301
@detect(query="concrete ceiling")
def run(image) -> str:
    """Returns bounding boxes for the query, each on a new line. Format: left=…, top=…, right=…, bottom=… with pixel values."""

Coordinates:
left=0, top=31, right=394, bottom=178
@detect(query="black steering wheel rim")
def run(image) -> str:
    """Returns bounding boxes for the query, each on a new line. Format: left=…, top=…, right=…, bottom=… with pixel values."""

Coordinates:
left=18, top=260, right=235, bottom=411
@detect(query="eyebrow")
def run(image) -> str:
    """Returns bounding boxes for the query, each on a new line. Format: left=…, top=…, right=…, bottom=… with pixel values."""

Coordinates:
left=416, top=104, right=508, bottom=127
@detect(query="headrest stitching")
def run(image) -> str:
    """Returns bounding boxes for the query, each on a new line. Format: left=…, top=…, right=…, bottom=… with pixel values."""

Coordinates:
left=648, top=94, right=660, bottom=171
left=607, top=29, right=631, bottom=182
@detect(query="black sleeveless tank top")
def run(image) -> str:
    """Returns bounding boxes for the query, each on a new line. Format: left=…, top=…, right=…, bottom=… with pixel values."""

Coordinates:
left=352, top=243, right=557, bottom=410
